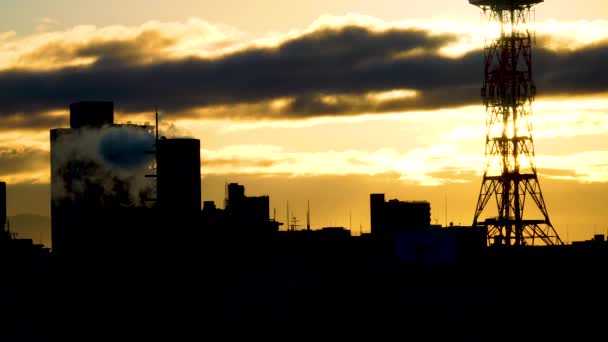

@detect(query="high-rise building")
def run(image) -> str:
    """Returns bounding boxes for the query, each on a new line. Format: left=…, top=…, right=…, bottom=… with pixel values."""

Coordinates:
left=50, top=101, right=155, bottom=255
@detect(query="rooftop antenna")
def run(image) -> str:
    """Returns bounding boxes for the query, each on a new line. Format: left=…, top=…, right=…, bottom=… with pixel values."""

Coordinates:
left=155, top=106, right=159, bottom=142
left=287, top=200, right=290, bottom=232
left=224, top=179, right=228, bottom=209
left=306, top=200, right=310, bottom=231
left=349, top=210, right=352, bottom=232
left=445, top=193, right=448, bottom=228
left=291, top=214, right=300, bottom=231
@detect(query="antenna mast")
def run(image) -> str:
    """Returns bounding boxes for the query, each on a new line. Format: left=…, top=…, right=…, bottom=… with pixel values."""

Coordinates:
left=155, top=106, right=159, bottom=142
left=469, top=0, right=562, bottom=246
left=307, top=200, right=310, bottom=231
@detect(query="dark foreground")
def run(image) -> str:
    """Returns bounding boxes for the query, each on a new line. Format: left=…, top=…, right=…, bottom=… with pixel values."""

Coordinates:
left=2, top=236, right=608, bottom=340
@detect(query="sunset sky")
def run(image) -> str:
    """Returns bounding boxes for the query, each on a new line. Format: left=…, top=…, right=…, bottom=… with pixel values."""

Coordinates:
left=2, top=0, right=608, bottom=243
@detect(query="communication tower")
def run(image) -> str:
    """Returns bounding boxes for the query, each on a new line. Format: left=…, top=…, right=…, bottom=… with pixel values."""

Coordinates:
left=469, top=0, right=562, bottom=246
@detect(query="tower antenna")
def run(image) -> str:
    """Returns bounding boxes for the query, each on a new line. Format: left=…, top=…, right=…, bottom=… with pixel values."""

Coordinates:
left=224, top=179, right=228, bottom=209
left=469, top=0, right=561, bottom=246
left=445, top=193, right=448, bottom=228
left=306, top=200, right=310, bottom=231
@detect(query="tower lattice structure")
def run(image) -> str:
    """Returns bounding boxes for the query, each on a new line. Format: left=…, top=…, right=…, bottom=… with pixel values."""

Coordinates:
left=469, top=0, right=562, bottom=246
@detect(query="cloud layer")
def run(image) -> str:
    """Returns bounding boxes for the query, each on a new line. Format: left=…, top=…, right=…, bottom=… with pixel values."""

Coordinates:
left=2, top=16, right=608, bottom=188
left=1, top=16, right=607, bottom=128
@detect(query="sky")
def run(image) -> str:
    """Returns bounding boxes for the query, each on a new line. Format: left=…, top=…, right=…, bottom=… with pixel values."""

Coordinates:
left=2, top=0, right=608, bottom=244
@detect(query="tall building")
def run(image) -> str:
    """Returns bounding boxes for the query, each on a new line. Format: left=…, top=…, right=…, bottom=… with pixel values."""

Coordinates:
left=370, top=194, right=386, bottom=235
left=370, top=194, right=431, bottom=237
left=50, top=101, right=156, bottom=256
left=156, top=137, right=202, bottom=214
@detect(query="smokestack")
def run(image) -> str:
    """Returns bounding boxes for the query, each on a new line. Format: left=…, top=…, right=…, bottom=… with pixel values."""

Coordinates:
left=0, top=182, right=5, bottom=229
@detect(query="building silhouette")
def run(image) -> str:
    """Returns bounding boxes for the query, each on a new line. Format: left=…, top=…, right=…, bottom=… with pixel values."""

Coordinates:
left=225, top=182, right=276, bottom=234
left=370, top=193, right=431, bottom=237
left=156, top=137, right=201, bottom=214
left=4, top=96, right=601, bottom=339
left=0, top=181, right=5, bottom=231
left=50, top=101, right=156, bottom=257
left=198, top=182, right=280, bottom=235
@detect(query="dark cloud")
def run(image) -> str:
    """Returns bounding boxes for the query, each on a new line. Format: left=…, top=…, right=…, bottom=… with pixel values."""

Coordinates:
left=534, top=41, right=608, bottom=95
left=0, top=148, right=48, bottom=175
left=18, top=30, right=176, bottom=67
left=1, top=25, right=607, bottom=126
left=283, top=85, right=478, bottom=116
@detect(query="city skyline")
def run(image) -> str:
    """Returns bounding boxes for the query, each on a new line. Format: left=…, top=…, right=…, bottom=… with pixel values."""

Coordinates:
left=2, top=0, right=608, bottom=244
